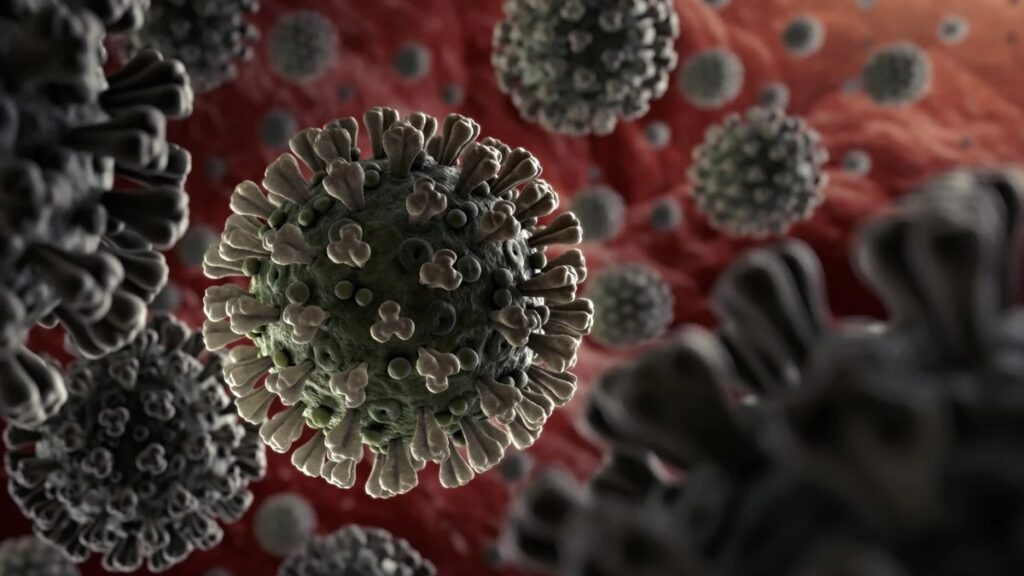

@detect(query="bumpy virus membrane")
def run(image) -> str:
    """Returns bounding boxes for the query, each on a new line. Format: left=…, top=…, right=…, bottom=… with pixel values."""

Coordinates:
left=202, top=107, right=594, bottom=498
left=3, top=315, right=267, bottom=573
left=678, top=47, right=745, bottom=110
left=571, top=185, right=627, bottom=242
left=278, top=525, right=435, bottom=576
left=0, top=535, right=81, bottom=576
left=0, top=1, right=193, bottom=428
left=688, top=106, right=829, bottom=238
left=492, top=0, right=680, bottom=136
left=129, top=0, right=260, bottom=93
left=861, top=42, right=933, bottom=106
left=505, top=168, right=1024, bottom=576
left=585, top=263, right=674, bottom=348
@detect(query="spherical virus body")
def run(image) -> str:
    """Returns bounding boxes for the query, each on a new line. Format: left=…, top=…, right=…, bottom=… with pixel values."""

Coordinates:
left=781, top=15, right=826, bottom=58
left=3, top=315, right=267, bottom=573
left=679, top=47, right=745, bottom=109
left=938, top=15, right=969, bottom=45
left=0, top=1, right=193, bottom=427
left=278, top=525, right=435, bottom=576
left=688, top=106, right=829, bottom=237
left=571, top=185, right=627, bottom=242
left=492, top=0, right=680, bottom=136
left=253, top=492, right=318, bottom=558
left=202, top=107, right=594, bottom=498
left=267, top=10, right=338, bottom=83
left=585, top=263, right=673, bottom=348
left=129, top=0, right=260, bottom=92
left=861, top=41, right=933, bottom=106
left=0, top=535, right=80, bottom=576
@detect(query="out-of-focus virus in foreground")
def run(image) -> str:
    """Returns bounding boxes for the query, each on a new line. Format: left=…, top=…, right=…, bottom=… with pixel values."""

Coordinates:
left=504, top=167, right=1024, bottom=576
left=278, top=525, right=435, bottom=576
left=678, top=47, right=746, bottom=109
left=4, top=315, right=266, bottom=573
left=571, top=185, right=627, bottom=243
left=688, top=106, right=829, bottom=237
left=861, top=41, right=933, bottom=106
left=267, top=10, right=339, bottom=83
left=129, top=0, right=261, bottom=92
left=202, top=107, right=593, bottom=498
left=492, top=0, right=680, bottom=136
left=0, top=1, right=193, bottom=428
left=0, top=535, right=80, bottom=576
left=253, top=492, right=318, bottom=558
left=585, top=263, right=674, bottom=348
left=781, top=15, right=826, bottom=58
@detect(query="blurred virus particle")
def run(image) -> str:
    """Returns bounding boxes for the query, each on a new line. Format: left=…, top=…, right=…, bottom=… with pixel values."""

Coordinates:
left=0, top=2, right=193, bottom=427
left=781, top=15, right=826, bottom=58
left=496, top=450, right=533, bottom=483
left=703, top=0, right=731, bottom=9
left=206, top=156, right=228, bottom=182
left=129, top=0, right=260, bottom=93
left=150, top=282, right=183, bottom=313
left=758, top=81, right=791, bottom=109
left=857, top=0, right=876, bottom=8
left=571, top=185, right=627, bottom=242
left=492, top=0, right=680, bottom=136
left=3, top=315, right=267, bottom=573
left=202, top=107, right=593, bottom=498
left=261, top=108, right=299, bottom=149
left=394, top=42, right=433, bottom=81
left=442, top=84, right=466, bottom=106
left=938, top=14, right=970, bottom=45
left=678, top=47, right=745, bottom=109
left=861, top=41, right=933, bottom=106
left=585, top=263, right=673, bottom=348
left=644, top=120, right=672, bottom=150
left=688, top=106, right=829, bottom=237
left=842, top=148, right=873, bottom=176
left=267, top=10, right=338, bottom=83
left=177, top=224, right=219, bottom=268
left=0, top=535, right=80, bottom=576
left=505, top=167, right=1024, bottom=576
left=253, top=492, right=318, bottom=558
left=649, top=197, right=683, bottom=231
left=278, top=525, right=435, bottom=576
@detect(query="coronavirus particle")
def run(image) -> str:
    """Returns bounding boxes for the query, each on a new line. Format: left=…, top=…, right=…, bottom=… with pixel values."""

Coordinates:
left=129, top=0, right=260, bottom=92
left=644, top=120, right=672, bottom=150
left=202, top=107, right=593, bottom=498
left=861, top=41, right=933, bottom=106
left=0, top=535, right=80, bottom=576
left=3, top=315, right=267, bottom=573
left=571, top=185, right=627, bottom=242
left=267, top=10, right=339, bottom=83
left=0, top=1, right=193, bottom=428
left=278, top=525, right=435, bottom=576
left=253, top=492, right=318, bottom=558
left=703, top=0, right=731, bottom=9
left=938, top=14, right=970, bottom=45
left=678, top=47, right=745, bottom=109
left=688, top=106, right=829, bottom=237
left=649, top=197, right=683, bottom=231
left=842, top=149, right=873, bottom=176
left=492, top=0, right=680, bottom=136
left=394, top=42, right=432, bottom=81
left=585, top=263, right=673, bottom=347
left=759, top=81, right=791, bottom=109
left=781, top=15, right=826, bottom=58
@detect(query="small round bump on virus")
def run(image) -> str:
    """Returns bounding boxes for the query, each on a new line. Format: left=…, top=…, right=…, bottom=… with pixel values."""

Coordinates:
left=679, top=47, right=746, bottom=109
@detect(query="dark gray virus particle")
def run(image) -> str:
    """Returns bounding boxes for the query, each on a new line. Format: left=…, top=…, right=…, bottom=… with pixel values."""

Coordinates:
left=758, top=81, right=791, bottom=109
left=492, top=0, right=680, bottom=136
left=278, top=525, right=435, bottom=576
left=703, top=0, right=731, bottom=9
left=857, top=0, right=875, bottom=8
left=644, top=120, right=672, bottom=150
left=0, top=535, right=80, bottom=576
left=3, top=315, right=267, bottom=573
left=442, top=84, right=465, bottom=106
left=497, top=450, right=534, bottom=483
left=504, top=167, right=1024, bottom=576
left=267, top=10, right=339, bottom=83
left=202, top=107, right=593, bottom=497
left=679, top=47, right=745, bottom=109
left=206, top=156, right=228, bottom=182
left=688, top=106, right=829, bottom=237
left=129, top=0, right=260, bottom=93
left=150, top=282, right=183, bottom=312
left=585, top=263, right=673, bottom=348
left=861, top=42, right=933, bottom=106
left=394, top=42, right=432, bottom=81
left=571, top=185, right=627, bottom=242
left=649, top=197, right=683, bottom=231
left=177, top=224, right=219, bottom=268
left=782, top=15, right=826, bottom=58
left=261, top=108, right=299, bottom=149
left=0, top=1, right=193, bottom=428
left=841, top=149, right=872, bottom=176
left=253, top=492, right=318, bottom=558
left=938, top=15, right=970, bottom=45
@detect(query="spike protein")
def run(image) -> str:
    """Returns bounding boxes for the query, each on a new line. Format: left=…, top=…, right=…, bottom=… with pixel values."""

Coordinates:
left=202, top=107, right=593, bottom=498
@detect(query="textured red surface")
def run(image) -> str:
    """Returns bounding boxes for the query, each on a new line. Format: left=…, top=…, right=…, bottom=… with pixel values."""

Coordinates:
left=5, top=0, right=1024, bottom=575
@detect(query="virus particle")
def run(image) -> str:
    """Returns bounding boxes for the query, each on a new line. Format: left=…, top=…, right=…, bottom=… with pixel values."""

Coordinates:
left=496, top=450, right=533, bottom=483
left=3, top=315, right=267, bottom=573
left=861, top=42, right=933, bottom=106
left=442, top=84, right=466, bottom=106
left=206, top=156, right=229, bottom=182
left=394, top=42, right=432, bottom=81
left=585, top=263, right=673, bottom=348
left=649, top=197, right=683, bottom=231
left=571, top=185, right=627, bottom=242
left=262, top=108, right=300, bottom=149
left=688, top=106, right=829, bottom=237
left=759, top=81, right=791, bottom=109
left=0, top=2, right=193, bottom=428
left=704, top=0, right=731, bottom=9
left=253, top=493, right=318, bottom=558
left=505, top=167, right=1024, bottom=576
left=178, top=224, right=220, bottom=268
left=842, top=149, right=873, bottom=176
left=857, top=0, right=875, bottom=8
left=644, top=120, right=672, bottom=150
left=0, top=535, right=80, bottom=576
left=492, top=0, right=680, bottom=136
left=202, top=107, right=593, bottom=498
left=279, top=525, right=435, bottom=576
left=782, top=15, right=826, bottom=58
left=678, top=47, right=745, bottom=109
left=267, top=10, right=338, bottom=83
left=151, top=282, right=183, bottom=312
left=938, top=14, right=970, bottom=45
left=129, top=0, right=260, bottom=93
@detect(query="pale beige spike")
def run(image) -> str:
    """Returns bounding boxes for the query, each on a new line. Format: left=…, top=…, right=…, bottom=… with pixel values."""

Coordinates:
left=231, top=180, right=277, bottom=217
left=323, top=458, right=357, bottom=489
left=365, top=452, right=391, bottom=498
left=476, top=376, right=523, bottom=422
left=326, top=222, right=371, bottom=268
left=411, top=407, right=449, bottom=463
left=509, top=416, right=543, bottom=450
left=383, top=122, right=425, bottom=177
left=315, top=122, right=355, bottom=163
left=491, top=305, right=542, bottom=346
left=515, top=393, right=550, bottom=429
left=518, top=266, right=578, bottom=304
left=528, top=212, right=583, bottom=248
left=289, top=128, right=326, bottom=172
left=404, top=112, right=437, bottom=143
left=282, top=303, right=329, bottom=344
left=203, top=243, right=246, bottom=279
left=492, top=148, right=541, bottom=198
left=431, top=114, right=480, bottom=166
left=527, top=365, right=577, bottom=406
left=546, top=298, right=594, bottom=337
left=528, top=333, right=579, bottom=373
left=223, top=346, right=273, bottom=391
left=329, top=363, right=369, bottom=408
left=221, top=216, right=268, bottom=261
left=370, top=301, right=415, bottom=343
left=418, top=249, right=462, bottom=291
left=372, top=440, right=419, bottom=498
left=292, top=431, right=328, bottom=477
left=262, top=154, right=312, bottom=205
left=265, top=361, right=314, bottom=405
left=324, top=160, right=366, bottom=211
left=514, top=180, right=559, bottom=221
left=407, top=178, right=447, bottom=225
left=474, top=201, right=521, bottom=244
left=203, top=284, right=246, bottom=322
left=416, top=348, right=460, bottom=393
left=438, top=440, right=475, bottom=488
left=226, top=295, right=280, bottom=334
left=365, top=107, right=400, bottom=159
left=259, top=404, right=305, bottom=452
left=454, top=143, right=500, bottom=195
left=202, top=318, right=244, bottom=351
left=544, top=249, right=588, bottom=281
left=235, top=388, right=276, bottom=424
left=480, top=136, right=511, bottom=161
left=460, top=418, right=507, bottom=473
left=263, top=223, right=315, bottom=265
left=325, top=409, right=364, bottom=462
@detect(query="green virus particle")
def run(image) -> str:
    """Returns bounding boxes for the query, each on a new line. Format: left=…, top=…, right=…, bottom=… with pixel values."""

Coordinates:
left=202, top=107, right=593, bottom=498
left=571, top=185, right=627, bottom=242
left=585, top=263, right=673, bottom=347
left=0, top=535, right=80, bottom=576
left=782, top=15, right=826, bottom=58
left=679, top=47, right=745, bottom=109
left=861, top=42, right=932, bottom=106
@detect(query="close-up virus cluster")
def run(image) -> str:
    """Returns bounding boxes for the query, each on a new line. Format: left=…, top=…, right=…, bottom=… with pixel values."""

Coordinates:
left=1, top=1, right=1022, bottom=576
